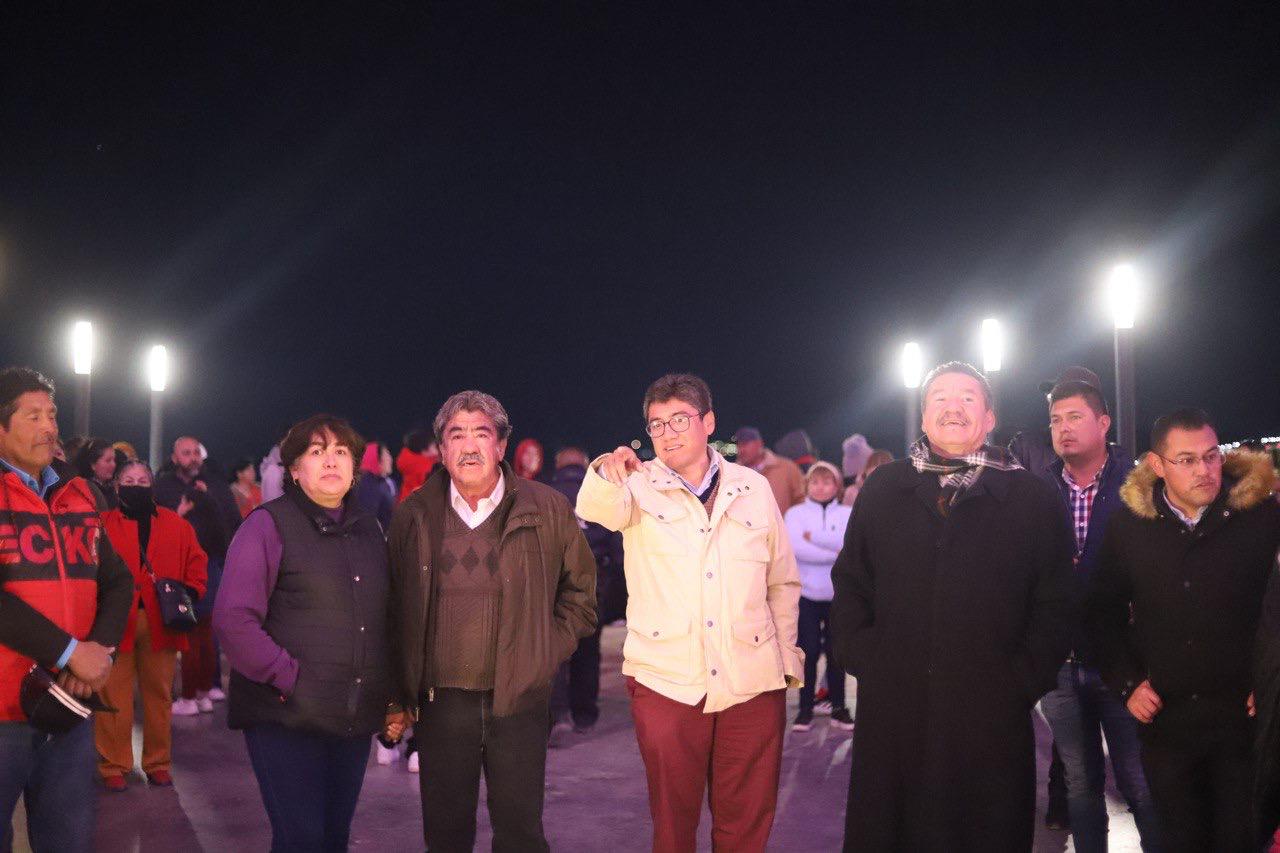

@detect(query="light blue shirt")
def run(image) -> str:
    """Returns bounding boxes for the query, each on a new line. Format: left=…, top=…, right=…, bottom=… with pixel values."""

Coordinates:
left=0, top=458, right=60, bottom=500
left=674, top=449, right=720, bottom=498
left=0, top=458, right=77, bottom=668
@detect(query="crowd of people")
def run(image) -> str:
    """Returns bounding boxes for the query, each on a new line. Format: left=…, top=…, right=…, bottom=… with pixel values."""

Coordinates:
left=2, top=359, right=1279, bottom=852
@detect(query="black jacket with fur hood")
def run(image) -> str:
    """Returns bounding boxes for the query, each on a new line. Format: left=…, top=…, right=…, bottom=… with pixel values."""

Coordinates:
left=1087, top=450, right=1280, bottom=745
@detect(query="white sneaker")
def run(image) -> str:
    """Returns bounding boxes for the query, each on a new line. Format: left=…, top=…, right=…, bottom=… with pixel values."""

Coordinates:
left=172, top=698, right=199, bottom=716
left=376, top=743, right=398, bottom=766
left=813, top=699, right=833, bottom=716
left=407, top=752, right=419, bottom=773
left=207, top=687, right=226, bottom=702
left=196, top=696, right=214, bottom=713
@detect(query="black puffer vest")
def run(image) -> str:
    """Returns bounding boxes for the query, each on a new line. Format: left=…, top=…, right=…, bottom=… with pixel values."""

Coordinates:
left=227, top=487, right=391, bottom=737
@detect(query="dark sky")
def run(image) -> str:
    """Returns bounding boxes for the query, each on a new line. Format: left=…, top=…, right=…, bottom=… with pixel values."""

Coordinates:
left=3, top=5, right=1278, bottom=468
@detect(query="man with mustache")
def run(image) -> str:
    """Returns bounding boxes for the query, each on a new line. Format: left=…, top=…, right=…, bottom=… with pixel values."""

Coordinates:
left=0, top=366, right=132, bottom=852
left=1089, top=408, right=1280, bottom=851
left=386, top=390, right=596, bottom=851
left=830, top=360, right=1076, bottom=851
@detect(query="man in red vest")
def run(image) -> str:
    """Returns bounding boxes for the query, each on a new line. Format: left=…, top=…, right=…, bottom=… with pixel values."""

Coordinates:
left=0, top=366, right=132, bottom=853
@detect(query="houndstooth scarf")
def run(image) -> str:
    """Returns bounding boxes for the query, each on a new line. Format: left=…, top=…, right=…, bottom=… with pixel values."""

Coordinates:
left=908, top=435, right=1022, bottom=505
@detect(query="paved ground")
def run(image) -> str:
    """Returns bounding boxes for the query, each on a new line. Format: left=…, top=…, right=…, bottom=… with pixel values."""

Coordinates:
left=10, top=625, right=1142, bottom=851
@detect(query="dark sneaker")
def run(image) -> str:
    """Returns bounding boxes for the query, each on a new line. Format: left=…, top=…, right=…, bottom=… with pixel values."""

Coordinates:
left=829, top=708, right=855, bottom=731
left=791, top=710, right=814, bottom=732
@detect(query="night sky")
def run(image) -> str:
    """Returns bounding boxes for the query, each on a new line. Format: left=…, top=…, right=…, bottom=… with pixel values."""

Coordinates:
left=3, top=6, right=1278, bottom=469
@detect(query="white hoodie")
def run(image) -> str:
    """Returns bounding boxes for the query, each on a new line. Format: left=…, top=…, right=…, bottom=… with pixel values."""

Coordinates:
left=783, top=497, right=852, bottom=601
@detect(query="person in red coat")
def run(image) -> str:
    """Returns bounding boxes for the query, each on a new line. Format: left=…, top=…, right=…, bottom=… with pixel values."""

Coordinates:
left=95, top=459, right=207, bottom=791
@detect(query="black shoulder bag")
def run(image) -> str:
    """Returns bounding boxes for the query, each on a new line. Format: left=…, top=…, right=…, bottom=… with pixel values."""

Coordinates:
left=141, top=552, right=198, bottom=632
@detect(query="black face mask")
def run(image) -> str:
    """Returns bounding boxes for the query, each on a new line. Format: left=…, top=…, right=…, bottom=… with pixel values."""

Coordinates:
left=117, top=485, right=156, bottom=519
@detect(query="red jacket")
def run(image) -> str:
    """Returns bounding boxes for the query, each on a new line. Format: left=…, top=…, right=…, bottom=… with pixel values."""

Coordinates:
left=396, top=447, right=438, bottom=503
left=101, top=507, right=208, bottom=653
left=0, top=465, right=133, bottom=720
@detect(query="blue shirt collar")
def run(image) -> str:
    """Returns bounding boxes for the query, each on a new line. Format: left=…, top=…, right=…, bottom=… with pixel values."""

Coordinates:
left=674, top=449, right=720, bottom=497
left=0, top=458, right=60, bottom=500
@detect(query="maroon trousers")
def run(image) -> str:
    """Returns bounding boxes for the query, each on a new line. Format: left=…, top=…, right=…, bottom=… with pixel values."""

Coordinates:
left=180, top=615, right=216, bottom=699
left=627, top=677, right=785, bottom=853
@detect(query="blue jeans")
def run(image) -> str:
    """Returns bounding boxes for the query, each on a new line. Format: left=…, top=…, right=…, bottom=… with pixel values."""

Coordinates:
left=1039, top=661, right=1162, bottom=852
left=243, top=724, right=372, bottom=853
left=0, top=717, right=96, bottom=853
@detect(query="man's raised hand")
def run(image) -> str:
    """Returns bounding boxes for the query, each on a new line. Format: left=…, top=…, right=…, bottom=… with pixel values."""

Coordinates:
left=597, top=446, right=644, bottom=485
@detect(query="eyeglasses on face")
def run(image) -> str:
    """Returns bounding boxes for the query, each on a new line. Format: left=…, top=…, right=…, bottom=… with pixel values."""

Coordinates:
left=645, top=411, right=706, bottom=438
left=1156, top=448, right=1223, bottom=469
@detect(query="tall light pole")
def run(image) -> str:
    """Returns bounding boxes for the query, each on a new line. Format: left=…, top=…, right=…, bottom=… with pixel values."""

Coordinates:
left=1107, top=264, right=1140, bottom=458
left=901, top=341, right=924, bottom=454
left=71, top=321, right=93, bottom=437
left=147, top=345, right=169, bottom=471
left=980, top=318, right=1004, bottom=433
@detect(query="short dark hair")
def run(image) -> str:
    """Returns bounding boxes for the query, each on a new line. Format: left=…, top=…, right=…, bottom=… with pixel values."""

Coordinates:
left=1049, top=380, right=1108, bottom=417
left=920, top=361, right=994, bottom=411
left=643, top=373, right=713, bottom=421
left=0, top=367, right=55, bottom=429
left=1150, top=408, right=1217, bottom=454
left=402, top=428, right=432, bottom=455
left=279, top=414, right=366, bottom=484
left=230, top=458, right=257, bottom=480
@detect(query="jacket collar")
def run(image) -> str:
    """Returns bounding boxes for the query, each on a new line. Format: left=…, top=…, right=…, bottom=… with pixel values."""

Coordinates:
left=1045, top=444, right=1130, bottom=491
left=1119, top=449, right=1277, bottom=521
left=415, top=460, right=535, bottom=537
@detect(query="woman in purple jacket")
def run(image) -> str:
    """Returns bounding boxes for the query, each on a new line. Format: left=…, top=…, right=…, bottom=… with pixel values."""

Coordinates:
left=214, top=414, right=400, bottom=853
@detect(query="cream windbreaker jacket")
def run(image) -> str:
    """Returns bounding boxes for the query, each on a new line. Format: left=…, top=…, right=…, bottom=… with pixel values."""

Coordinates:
left=576, top=451, right=803, bottom=712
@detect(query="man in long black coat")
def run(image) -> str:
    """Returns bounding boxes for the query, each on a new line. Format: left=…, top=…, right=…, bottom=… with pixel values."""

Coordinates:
left=831, top=362, right=1076, bottom=851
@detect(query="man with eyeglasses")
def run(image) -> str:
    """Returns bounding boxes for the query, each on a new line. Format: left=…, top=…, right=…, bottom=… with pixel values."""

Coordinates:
left=1089, top=407, right=1280, bottom=851
left=576, top=372, right=802, bottom=853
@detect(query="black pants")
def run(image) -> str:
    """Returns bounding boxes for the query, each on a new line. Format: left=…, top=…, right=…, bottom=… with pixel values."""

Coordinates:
left=1140, top=734, right=1253, bottom=853
left=798, top=597, right=845, bottom=713
left=418, top=689, right=550, bottom=853
left=550, top=625, right=603, bottom=727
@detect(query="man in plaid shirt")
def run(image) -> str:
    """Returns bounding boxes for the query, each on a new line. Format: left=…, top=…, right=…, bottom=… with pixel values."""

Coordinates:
left=1034, top=375, right=1160, bottom=852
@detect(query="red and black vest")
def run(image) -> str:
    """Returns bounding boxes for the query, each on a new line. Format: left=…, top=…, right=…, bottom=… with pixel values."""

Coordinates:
left=0, top=468, right=103, bottom=720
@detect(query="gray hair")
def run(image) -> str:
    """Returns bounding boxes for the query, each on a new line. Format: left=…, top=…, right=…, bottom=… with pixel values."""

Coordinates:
left=433, top=390, right=513, bottom=443
left=920, top=361, right=994, bottom=412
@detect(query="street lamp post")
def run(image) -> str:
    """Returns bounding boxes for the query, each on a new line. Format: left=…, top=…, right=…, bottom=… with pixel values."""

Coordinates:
left=147, top=345, right=169, bottom=471
left=71, top=321, right=93, bottom=437
left=1107, top=264, right=1140, bottom=458
left=901, top=341, right=924, bottom=454
left=980, top=318, right=1003, bottom=435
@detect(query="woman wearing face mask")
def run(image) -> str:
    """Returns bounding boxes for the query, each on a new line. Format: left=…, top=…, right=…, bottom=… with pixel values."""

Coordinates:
left=95, top=460, right=208, bottom=791
left=784, top=460, right=855, bottom=733
left=215, top=415, right=396, bottom=853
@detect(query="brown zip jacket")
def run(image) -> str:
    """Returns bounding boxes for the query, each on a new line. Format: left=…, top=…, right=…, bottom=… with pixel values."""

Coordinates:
left=387, top=461, right=596, bottom=718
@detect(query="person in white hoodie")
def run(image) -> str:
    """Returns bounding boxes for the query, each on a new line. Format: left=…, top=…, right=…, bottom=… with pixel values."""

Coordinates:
left=784, top=460, right=854, bottom=732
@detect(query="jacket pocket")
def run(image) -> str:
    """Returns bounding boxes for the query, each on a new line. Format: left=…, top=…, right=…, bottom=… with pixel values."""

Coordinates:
left=724, top=501, right=772, bottom=564
left=728, top=615, right=784, bottom=695
left=623, top=604, right=698, bottom=684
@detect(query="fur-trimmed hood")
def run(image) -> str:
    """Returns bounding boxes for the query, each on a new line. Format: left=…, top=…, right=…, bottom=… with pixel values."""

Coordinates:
left=1120, top=449, right=1278, bottom=520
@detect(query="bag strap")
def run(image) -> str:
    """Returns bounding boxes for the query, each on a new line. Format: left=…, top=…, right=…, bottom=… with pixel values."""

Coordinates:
left=139, top=549, right=160, bottom=583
